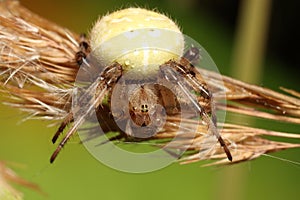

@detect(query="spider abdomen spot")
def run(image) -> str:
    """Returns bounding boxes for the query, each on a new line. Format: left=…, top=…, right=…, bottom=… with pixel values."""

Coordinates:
left=90, top=8, right=184, bottom=78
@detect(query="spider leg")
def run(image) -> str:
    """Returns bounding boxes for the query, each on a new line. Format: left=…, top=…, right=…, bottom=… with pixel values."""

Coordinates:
left=183, top=46, right=200, bottom=66
left=160, top=61, right=232, bottom=161
left=52, top=112, right=74, bottom=143
left=75, top=34, right=91, bottom=65
left=50, top=63, right=123, bottom=163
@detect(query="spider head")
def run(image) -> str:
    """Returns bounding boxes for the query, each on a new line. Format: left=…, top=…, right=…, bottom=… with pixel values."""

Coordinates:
left=128, top=84, right=164, bottom=128
left=129, top=103, right=151, bottom=127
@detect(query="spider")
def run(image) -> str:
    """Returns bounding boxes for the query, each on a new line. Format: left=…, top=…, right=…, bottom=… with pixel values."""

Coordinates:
left=50, top=7, right=232, bottom=163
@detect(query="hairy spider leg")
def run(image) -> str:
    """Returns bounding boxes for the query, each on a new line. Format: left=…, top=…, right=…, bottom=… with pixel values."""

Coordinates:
left=50, top=63, right=123, bottom=163
left=183, top=46, right=200, bottom=66
left=178, top=58, right=217, bottom=124
left=52, top=112, right=74, bottom=143
left=182, top=47, right=217, bottom=120
left=75, top=34, right=91, bottom=65
left=160, top=61, right=232, bottom=161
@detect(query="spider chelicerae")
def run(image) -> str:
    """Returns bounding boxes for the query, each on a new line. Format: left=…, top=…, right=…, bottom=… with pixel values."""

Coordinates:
left=50, top=8, right=232, bottom=163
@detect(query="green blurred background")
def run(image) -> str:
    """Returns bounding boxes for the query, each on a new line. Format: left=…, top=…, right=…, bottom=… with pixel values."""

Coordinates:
left=1, top=0, right=300, bottom=199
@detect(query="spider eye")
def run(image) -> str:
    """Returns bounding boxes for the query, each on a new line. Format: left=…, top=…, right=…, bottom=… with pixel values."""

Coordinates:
left=141, top=104, right=149, bottom=113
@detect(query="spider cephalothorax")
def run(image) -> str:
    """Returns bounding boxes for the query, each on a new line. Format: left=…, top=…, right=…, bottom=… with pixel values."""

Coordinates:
left=50, top=7, right=232, bottom=163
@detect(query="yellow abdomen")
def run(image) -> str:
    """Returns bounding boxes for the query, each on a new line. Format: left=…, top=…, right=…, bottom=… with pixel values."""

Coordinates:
left=90, top=8, right=184, bottom=78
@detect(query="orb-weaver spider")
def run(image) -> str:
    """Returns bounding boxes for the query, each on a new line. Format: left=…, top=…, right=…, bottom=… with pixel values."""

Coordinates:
left=50, top=7, right=232, bottom=163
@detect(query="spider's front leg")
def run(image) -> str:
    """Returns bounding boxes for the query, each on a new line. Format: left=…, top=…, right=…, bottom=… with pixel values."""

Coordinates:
left=50, top=62, right=123, bottom=163
left=52, top=112, right=74, bottom=144
left=51, top=34, right=91, bottom=145
left=159, top=60, right=232, bottom=161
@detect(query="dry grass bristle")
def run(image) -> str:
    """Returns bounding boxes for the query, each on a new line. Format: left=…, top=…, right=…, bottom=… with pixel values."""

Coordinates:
left=0, top=0, right=79, bottom=121
left=0, top=161, right=43, bottom=199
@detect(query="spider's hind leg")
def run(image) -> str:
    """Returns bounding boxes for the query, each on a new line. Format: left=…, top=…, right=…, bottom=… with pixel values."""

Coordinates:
left=75, top=34, right=91, bottom=65
left=183, top=46, right=200, bottom=66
